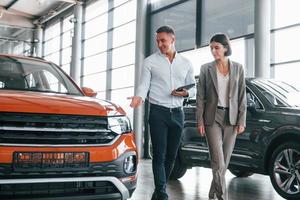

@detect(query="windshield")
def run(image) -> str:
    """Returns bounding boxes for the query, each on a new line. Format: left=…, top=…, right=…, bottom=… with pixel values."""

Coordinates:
left=0, top=56, right=82, bottom=95
left=252, top=79, right=300, bottom=107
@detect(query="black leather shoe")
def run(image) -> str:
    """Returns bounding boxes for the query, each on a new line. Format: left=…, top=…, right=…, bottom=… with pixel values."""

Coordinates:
left=151, top=191, right=157, bottom=200
left=157, top=192, right=168, bottom=200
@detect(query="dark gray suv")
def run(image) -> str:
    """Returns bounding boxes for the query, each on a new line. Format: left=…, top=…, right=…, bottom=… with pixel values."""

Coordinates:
left=170, top=78, right=300, bottom=200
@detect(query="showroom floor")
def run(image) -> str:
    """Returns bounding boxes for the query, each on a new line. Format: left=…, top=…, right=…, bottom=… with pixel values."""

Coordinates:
left=129, top=159, right=284, bottom=200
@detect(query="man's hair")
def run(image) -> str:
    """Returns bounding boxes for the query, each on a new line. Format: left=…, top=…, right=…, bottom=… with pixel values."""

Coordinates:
left=156, top=25, right=175, bottom=35
left=210, top=33, right=232, bottom=56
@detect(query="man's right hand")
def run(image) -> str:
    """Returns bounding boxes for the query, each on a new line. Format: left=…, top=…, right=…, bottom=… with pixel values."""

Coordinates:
left=127, top=96, right=143, bottom=108
left=197, top=125, right=205, bottom=136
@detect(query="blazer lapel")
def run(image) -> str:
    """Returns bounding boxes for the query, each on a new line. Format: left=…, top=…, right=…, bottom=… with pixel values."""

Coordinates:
left=208, top=61, right=218, bottom=95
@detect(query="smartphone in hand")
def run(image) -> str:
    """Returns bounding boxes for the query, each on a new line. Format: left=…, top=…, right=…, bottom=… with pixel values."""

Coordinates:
left=175, top=83, right=195, bottom=92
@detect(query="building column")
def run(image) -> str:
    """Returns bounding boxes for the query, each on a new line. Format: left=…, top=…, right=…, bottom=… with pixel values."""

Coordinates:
left=255, top=0, right=271, bottom=78
left=105, top=0, right=114, bottom=101
left=134, top=0, right=147, bottom=158
left=70, top=2, right=83, bottom=85
left=245, top=38, right=254, bottom=77
left=34, top=24, right=43, bottom=57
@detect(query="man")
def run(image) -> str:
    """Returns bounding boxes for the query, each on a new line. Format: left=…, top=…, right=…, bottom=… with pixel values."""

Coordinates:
left=129, top=25, right=195, bottom=200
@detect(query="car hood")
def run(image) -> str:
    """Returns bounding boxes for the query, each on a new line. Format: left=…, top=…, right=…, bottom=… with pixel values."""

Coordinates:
left=0, top=90, right=125, bottom=116
left=274, top=107, right=300, bottom=117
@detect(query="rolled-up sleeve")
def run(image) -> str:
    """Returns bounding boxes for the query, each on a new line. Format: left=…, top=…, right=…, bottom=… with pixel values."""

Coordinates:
left=136, top=59, right=151, bottom=101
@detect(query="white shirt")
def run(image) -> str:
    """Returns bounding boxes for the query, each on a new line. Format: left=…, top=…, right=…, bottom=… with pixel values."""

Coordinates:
left=136, top=51, right=196, bottom=108
left=217, top=69, right=229, bottom=107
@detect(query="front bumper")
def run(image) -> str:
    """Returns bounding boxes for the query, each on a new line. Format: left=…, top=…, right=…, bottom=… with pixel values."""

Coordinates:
left=0, top=133, right=138, bottom=199
left=0, top=176, right=130, bottom=200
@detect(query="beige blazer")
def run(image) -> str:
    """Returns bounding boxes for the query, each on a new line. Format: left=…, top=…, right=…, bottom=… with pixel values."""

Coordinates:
left=196, top=60, right=246, bottom=127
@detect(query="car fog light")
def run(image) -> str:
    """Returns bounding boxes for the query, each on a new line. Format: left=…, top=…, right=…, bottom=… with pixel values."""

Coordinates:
left=124, top=155, right=136, bottom=174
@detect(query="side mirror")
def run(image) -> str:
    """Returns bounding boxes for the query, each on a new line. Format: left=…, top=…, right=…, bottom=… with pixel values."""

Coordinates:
left=81, top=87, right=97, bottom=97
left=247, top=99, right=256, bottom=112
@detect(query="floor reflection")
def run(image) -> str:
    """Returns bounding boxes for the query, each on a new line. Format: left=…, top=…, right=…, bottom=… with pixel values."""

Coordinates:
left=129, top=159, right=284, bottom=200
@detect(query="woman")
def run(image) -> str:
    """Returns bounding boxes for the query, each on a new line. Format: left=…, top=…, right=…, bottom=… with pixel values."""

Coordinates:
left=196, top=33, right=246, bottom=200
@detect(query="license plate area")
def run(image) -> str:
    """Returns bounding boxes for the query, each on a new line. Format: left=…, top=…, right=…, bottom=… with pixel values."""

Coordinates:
left=13, top=152, right=89, bottom=172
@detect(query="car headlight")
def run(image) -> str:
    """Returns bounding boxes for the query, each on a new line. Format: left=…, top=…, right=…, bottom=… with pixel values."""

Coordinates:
left=108, top=116, right=132, bottom=134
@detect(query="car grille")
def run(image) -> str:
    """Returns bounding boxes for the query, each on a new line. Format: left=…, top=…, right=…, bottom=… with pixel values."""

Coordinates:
left=0, top=112, right=117, bottom=145
left=0, top=181, right=121, bottom=199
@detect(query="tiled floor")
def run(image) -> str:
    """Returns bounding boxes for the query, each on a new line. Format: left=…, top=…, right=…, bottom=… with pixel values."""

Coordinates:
left=129, top=159, right=284, bottom=200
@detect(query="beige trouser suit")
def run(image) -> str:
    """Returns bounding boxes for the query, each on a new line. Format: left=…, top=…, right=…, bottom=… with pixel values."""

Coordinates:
left=196, top=60, right=246, bottom=200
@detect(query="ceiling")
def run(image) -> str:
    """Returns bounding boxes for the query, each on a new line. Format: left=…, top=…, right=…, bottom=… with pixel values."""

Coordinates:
left=0, top=0, right=76, bottom=19
left=0, top=0, right=77, bottom=47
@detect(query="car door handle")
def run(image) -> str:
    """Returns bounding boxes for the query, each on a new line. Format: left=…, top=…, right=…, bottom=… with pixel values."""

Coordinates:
left=258, top=119, right=271, bottom=123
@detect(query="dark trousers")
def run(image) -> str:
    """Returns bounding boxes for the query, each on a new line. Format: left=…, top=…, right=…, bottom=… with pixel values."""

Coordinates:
left=149, top=104, right=184, bottom=199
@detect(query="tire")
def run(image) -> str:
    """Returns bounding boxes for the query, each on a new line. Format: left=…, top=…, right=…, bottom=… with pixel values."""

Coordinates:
left=229, top=169, right=254, bottom=177
left=169, top=155, right=187, bottom=180
left=269, top=142, right=300, bottom=200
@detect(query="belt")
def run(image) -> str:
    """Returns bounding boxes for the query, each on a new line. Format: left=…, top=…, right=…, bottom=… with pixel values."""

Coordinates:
left=217, top=106, right=229, bottom=110
left=150, top=103, right=182, bottom=113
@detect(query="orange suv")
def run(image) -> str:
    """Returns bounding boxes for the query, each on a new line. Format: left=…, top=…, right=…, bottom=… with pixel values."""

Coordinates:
left=0, top=54, right=137, bottom=200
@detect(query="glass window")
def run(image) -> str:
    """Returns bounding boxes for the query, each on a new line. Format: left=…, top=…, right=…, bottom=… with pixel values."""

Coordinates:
left=84, top=13, right=108, bottom=39
left=181, top=46, right=211, bottom=75
left=111, top=65, right=134, bottom=89
left=272, top=0, right=300, bottom=29
left=246, top=88, right=263, bottom=110
left=45, top=52, right=60, bottom=65
left=84, top=33, right=108, bottom=57
left=114, top=0, right=131, bottom=7
left=150, top=0, right=181, bottom=11
left=112, top=43, right=135, bottom=68
left=85, top=0, right=109, bottom=21
left=229, top=39, right=246, bottom=67
left=113, top=21, right=136, bottom=48
left=62, top=47, right=72, bottom=65
left=271, top=26, right=300, bottom=64
left=44, top=37, right=60, bottom=55
left=83, top=52, right=107, bottom=75
left=150, top=0, right=196, bottom=53
left=181, top=38, right=245, bottom=75
left=62, top=30, right=72, bottom=48
left=82, top=72, right=106, bottom=92
left=96, top=91, right=106, bottom=99
left=43, top=70, right=67, bottom=93
left=113, top=0, right=136, bottom=27
left=63, top=15, right=74, bottom=32
left=0, top=56, right=80, bottom=95
left=274, top=62, right=300, bottom=90
left=45, top=22, right=60, bottom=41
left=111, top=87, right=134, bottom=121
left=201, top=0, right=254, bottom=46
left=14, top=43, right=24, bottom=55
left=61, top=63, right=70, bottom=75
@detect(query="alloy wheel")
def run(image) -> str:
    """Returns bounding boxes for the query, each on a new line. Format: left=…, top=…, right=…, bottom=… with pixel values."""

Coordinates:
left=273, top=148, right=300, bottom=195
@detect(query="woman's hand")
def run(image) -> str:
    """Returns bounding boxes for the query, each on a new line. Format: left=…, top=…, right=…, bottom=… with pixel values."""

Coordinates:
left=197, top=125, right=206, bottom=136
left=234, top=125, right=245, bottom=134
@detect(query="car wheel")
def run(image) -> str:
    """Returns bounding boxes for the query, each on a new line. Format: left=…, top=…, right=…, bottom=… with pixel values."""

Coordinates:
left=229, top=169, right=253, bottom=177
left=269, top=142, right=300, bottom=200
left=169, top=155, right=187, bottom=180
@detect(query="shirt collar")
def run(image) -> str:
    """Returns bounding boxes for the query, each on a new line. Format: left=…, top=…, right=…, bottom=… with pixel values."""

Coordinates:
left=157, top=50, right=178, bottom=59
